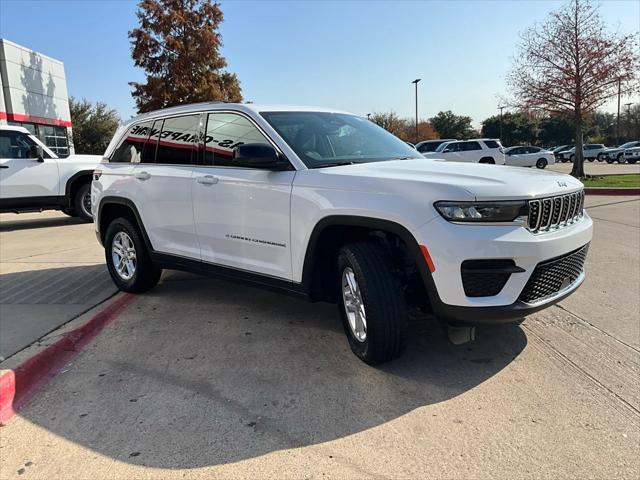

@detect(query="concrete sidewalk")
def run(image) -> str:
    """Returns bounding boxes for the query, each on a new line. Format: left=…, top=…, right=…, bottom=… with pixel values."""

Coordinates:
left=0, top=212, right=116, bottom=360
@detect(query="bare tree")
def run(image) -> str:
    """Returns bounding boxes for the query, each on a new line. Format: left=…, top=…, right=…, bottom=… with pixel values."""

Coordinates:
left=508, top=0, right=638, bottom=177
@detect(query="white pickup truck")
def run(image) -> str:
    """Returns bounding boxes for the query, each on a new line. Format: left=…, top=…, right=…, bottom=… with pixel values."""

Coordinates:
left=0, top=125, right=101, bottom=221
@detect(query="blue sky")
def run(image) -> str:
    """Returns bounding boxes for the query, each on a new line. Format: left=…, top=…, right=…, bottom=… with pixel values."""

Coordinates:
left=1, top=0, right=638, bottom=126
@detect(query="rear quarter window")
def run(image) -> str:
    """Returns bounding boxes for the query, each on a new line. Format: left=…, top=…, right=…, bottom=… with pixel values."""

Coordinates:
left=483, top=140, right=500, bottom=149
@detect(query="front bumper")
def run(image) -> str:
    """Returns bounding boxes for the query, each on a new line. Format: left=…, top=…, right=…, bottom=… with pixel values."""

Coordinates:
left=414, top=212, right=593, bottom=325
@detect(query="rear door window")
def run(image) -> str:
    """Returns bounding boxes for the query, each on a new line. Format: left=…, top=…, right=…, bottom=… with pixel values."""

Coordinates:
left=110, top=120, right=155, bottom=163
left=464, top=141, right=482, bottom=151
left=156, top=115, right=200, bottom=165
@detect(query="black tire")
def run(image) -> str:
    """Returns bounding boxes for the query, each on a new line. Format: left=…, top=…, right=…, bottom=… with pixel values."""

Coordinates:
left=587, top=157, right=595, bottom=162
left=618, top=155, right=627, bottom=164
left=570, top=154, right=575, bottom=162
left=479, top=157, right=495, bottom=164
left=337, top=241, right=407, bottom=365
left=606, top=158, right=614, bottom=164
left=73, top=182, right=93, bottom=222
left=597, top=153, right=604, bottom=162
left=628, top=159, right=637, bottom=164
left=536, top=158, right=548, bottom=169
left=105, top=217, right=161, bottom=293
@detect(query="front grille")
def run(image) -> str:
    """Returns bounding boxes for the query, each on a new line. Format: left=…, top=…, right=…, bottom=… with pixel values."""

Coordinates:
left=528, top=191, right=584, bottom=233
left=519, top=244, right=589, bottom=304
left=461, top=259, right=517, bottom=297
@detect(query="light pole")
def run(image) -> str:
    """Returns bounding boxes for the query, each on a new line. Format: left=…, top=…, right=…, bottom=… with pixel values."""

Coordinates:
left=498, top=106, right=505, bottom=142
left=412, top=79, right=421, bottom=142
left=366, top=113, right=371, bottom=120
left=616, top=78, right=621, bottom=145
left=625, top=103, right=633, bottom=139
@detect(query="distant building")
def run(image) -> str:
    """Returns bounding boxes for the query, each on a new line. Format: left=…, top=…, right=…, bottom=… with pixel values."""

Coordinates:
left=0, top=39, right=73, bottom=156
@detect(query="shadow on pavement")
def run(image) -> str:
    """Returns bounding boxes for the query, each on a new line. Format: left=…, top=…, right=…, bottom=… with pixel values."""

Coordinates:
left=18, top=270, right=527, bottom=469
left=0, top=265, right=116, bottom=359
left=0, top=215, right=87, bottom=232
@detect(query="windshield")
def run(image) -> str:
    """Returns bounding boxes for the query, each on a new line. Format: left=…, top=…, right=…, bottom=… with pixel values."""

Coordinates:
left=260, top=111, right=422, bottom=168
left=620, top=141, right=638, bottom=149
left=435, top=141, right=454, bottom=152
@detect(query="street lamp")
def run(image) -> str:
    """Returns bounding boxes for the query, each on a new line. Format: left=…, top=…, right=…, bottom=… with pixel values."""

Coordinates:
left=625, top=102, right=633, bottom=138
left=498, top=106, right=505, bottom=142
left=412, top=79, right=421, bottom=142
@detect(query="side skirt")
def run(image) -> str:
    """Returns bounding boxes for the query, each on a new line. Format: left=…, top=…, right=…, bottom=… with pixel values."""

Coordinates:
left=150, top=252, right=310, bottom=300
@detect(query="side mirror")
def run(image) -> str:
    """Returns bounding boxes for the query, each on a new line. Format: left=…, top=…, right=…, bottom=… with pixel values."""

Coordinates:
left=29, top=145, right=44, bottom=162
left=232, top=143, right=287, bottom=170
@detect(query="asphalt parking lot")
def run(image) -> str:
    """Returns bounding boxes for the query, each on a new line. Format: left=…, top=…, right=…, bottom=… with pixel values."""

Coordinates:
left=0, top=196, right=639, bottom=479
left=549, top=161, right=640, bottom=175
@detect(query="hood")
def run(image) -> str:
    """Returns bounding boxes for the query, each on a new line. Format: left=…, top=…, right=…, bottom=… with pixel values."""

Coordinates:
left=309, top=159, right=583, bottom=200
left=61, top=154, right=103, bottom=165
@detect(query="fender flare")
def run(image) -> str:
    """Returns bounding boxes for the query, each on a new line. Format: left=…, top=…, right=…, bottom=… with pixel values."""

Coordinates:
left=64, top=170, right=94, bottom=203
left=300, top=215, right=438, bottom=298
left=97, top=196, right=154, bottom=251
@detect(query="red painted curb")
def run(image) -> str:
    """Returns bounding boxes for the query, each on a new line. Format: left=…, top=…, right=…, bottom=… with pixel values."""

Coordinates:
left=584, top=188, right=640, bottom=195
left=0, top=293, right=134, bottom=424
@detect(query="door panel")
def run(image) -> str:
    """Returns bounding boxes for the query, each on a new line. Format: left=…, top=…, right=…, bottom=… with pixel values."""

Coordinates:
left=192, top=168, right=295, bottom=278
left=192, top=111, right=294, bottom=279
left=132, top=115, right=200, bottom=259
left=0, top=131, right=59, bottom=200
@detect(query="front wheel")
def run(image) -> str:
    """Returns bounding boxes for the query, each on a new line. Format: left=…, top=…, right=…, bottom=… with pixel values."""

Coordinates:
left=587, top=158, right=595, bottom=162
left=536, top=158, right=548, bottom=169
left=628, top=159, right=637, bottom=164
left=618, top=155, right=627, bottom=164
left=105, top=217, right=161, bottom=293
left=570, top=154, right=575, bottom=163
left=73, top=183, right=93, bottom=222
left=337, top=241, right=407, bottom=365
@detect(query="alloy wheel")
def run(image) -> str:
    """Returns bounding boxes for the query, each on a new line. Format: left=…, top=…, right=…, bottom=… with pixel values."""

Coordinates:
left=112, top=231, right=137, bottom=280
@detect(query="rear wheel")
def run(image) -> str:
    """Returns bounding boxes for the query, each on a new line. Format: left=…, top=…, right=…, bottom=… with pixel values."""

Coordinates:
left=588, top=157, right=595, bottom=162
left=73, top=183, right=93, bottom=222
left=628, top=159, right=637, bottom=164
left=570, top=154, right=575, bottom=162
left=337, top=241, right=407, bottom=365
left=618, top=155, right=627, bottom=164
left=479, top=157, right=495, bottom=164
left=606, top=158, right=614, bottom=164
left=536, top=158, right=548, bottom=169
left=597, top=153, right=605, bottom=162
left=105, top=217, right=161, bottom=293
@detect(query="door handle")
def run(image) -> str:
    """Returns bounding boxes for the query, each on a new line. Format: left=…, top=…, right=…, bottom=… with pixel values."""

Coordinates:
left=135, top=171, right=151, bottom=181
left=197, top=175, right=219, bottom=185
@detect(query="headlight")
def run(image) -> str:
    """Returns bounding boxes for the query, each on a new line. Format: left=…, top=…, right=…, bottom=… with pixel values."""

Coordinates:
left=435, top=201, right=528, bottom=223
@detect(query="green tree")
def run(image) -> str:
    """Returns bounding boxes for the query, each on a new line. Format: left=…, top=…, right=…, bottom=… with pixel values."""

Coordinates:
left=481, top=112, right=538, bottom=146
left=538, top=115, right=575, bottom=147
left=508, top=0, right=638, bottom=177
left=129, top=0, right=242, bottom=113
left=69, top=97, right=120, bottom=155
left=429, top=111, right=475, bottom=139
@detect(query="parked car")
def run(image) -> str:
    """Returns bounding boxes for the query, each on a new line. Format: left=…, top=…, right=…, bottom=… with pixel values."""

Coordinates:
left=93, top=103, right=592, bottom=365
left=603, top=141, right=640, bottom=164
left=415, top=139, right=457, bottom=154
left=623, top=146, right=640, bottom=164
left=552, top=145, right=574, bottom=161
left=558, top=144, right=608, bottom=163
left=0, top=125, right=101, bottom=220
left=422, top=139, right=506, bottom=164
left=504, top=146, right=555, bottom=169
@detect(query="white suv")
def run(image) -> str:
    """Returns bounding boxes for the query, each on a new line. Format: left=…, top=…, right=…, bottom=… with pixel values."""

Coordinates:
left=422, top=139, right=506, bottom=164
left=0, top=125, right=101, bottom=220
left=93, top=103, right=592, bottom=364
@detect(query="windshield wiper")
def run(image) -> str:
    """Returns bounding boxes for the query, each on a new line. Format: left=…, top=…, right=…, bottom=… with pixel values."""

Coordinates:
left=312, top=161, right=356, bottom=168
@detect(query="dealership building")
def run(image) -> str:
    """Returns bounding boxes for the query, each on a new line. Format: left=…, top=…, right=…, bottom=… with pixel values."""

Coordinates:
left=0, top=39, right=73, bottom=156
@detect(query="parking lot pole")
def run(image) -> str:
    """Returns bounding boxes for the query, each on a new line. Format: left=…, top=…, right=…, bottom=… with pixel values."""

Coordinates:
left=616, top=78, right=621, bottom=145
left=412, top=78, right=421, bottom=142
